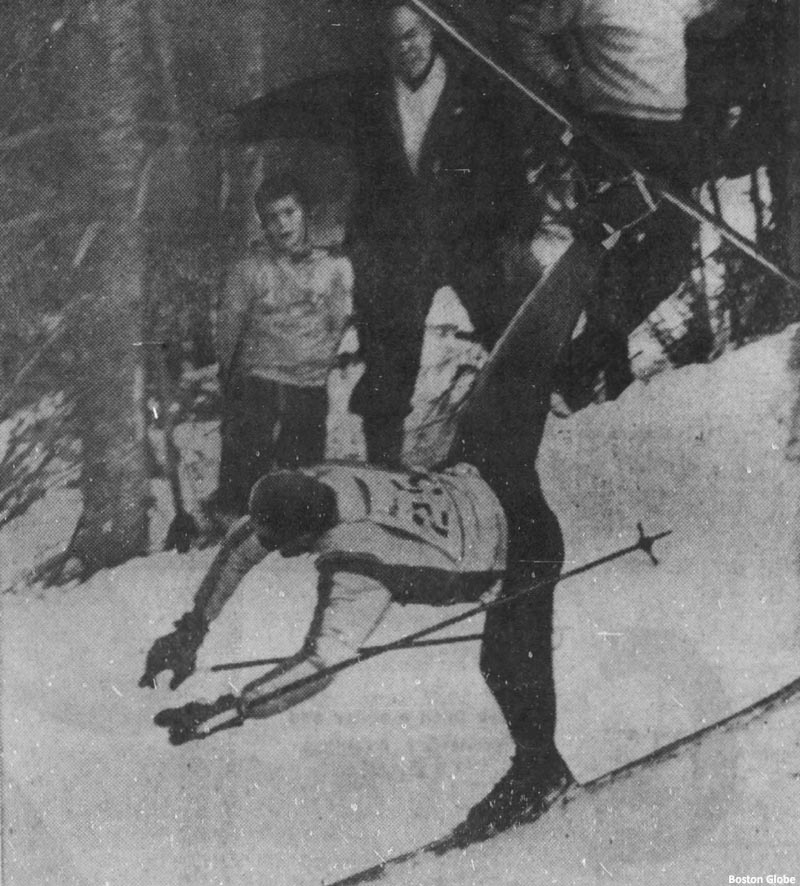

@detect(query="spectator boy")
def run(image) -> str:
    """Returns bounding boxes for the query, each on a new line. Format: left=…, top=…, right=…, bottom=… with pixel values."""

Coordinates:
left=213, top=173, right=353, bottom=517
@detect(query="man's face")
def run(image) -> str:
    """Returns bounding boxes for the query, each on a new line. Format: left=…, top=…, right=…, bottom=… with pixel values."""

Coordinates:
left=260, top=194, right=307, bottom=255
left=386, top=5, right=436, bottom=85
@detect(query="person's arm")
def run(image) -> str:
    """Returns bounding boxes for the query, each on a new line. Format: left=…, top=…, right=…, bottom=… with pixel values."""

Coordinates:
left=504, top=0, right=579, bottom=94
left=140, top=517, right=274, bottom=690
left=190, top=517, right=272, bottom=622
left=328, top=257, right=354, bottom=335
left=151, top=523, right=335, bottom=745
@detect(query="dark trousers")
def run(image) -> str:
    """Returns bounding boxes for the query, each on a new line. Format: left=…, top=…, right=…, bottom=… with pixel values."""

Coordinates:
left=217, top=376, right=327, bottom=515
left=351, top=235, right=518, bottom=466
left=361, top=414, right=407, bottom=468
left=445, top=240, right=600, bottom=757
left=481, top=484, right=564, bottom=755
left=451, top=410, right=565, bottom=757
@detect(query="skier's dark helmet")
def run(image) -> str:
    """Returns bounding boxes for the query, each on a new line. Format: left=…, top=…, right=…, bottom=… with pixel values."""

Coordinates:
left=248, top=471, right=338, bottom=551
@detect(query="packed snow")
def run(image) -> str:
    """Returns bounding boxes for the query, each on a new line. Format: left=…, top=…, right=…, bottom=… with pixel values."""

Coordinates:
left=3, top=325, right=800, bottom=885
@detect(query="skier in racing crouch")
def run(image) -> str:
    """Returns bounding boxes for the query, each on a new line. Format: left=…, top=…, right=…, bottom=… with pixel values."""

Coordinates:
left=141, top=455, right=572, bottom=840
left=140, top=139, right=602, bottom=842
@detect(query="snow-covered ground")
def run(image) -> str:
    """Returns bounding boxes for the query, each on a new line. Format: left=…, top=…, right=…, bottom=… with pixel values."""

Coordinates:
left=3, top=327, right=800, bottom=885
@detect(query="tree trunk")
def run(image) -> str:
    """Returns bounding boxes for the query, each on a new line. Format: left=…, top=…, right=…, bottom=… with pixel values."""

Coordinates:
left=220, top=0, right=269, bottom=253
left=66, top=0, right=150, bottom=578
left=783, top=0, right=800, bottom=280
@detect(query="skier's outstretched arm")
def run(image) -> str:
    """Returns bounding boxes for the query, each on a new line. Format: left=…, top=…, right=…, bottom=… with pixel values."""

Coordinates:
left=148, top=471, right=343, bottom=744
left=154, top=561, right=394, bottom=745
left=139, top=517, right=274, bottom=690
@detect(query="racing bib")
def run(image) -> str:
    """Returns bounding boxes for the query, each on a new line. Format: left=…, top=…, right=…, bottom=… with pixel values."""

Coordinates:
left=371, top=471, right=464, bottom=561
left=313, top=463, right=505, bottom=570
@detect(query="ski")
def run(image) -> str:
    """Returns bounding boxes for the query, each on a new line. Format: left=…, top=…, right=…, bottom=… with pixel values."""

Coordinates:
left=328, top=671, right=800, bottom=884
left=451, top=236, right=604, bottom=456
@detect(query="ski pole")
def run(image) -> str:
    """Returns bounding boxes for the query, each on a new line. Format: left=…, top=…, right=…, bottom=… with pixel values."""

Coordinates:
left=207, top=523, right=670, bottom=707
left=208, top=633, right=486, bottom=673
left=408, top=0, right=800, bottom=293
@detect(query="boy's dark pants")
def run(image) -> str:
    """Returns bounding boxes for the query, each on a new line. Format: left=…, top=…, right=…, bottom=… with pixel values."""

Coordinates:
left=217, top=376, right=327, bottom=515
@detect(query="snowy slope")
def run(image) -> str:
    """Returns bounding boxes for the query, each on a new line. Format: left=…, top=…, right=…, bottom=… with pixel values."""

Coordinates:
left=363, top=691, right=800, bottom=885
left=3, top=327, right=800, bottom=886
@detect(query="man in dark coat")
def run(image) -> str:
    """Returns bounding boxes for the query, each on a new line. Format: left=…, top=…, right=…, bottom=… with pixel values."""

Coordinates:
left=219, top=2, right=530, bottom=465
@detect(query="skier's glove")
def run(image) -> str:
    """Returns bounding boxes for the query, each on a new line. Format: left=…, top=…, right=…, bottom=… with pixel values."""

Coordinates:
left=139, top=611, right=207, bottom=690
left=154, top=694, right=242, bottom=745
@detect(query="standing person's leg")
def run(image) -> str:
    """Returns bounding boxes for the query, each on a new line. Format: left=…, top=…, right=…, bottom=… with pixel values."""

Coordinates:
left=234, top=377, right=280, bottom=513
left=350, top=241, right=436, bottom=466
left=362, top=418, right=406, bottom=467
left=273, top=385, right=328, bottom=468
left=450, top=245, right=510, bottom=353
left=216, top=378, right=250, bottom=515
left=354, top=318, right=422, bottom=466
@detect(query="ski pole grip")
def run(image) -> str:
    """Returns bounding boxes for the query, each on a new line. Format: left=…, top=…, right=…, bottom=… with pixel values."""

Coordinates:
left=636, top=522, right=672, bottom=566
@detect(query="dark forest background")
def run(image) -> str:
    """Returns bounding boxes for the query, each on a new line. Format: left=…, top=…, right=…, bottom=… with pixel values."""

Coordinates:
left=0, top=0, right=797, bottom=583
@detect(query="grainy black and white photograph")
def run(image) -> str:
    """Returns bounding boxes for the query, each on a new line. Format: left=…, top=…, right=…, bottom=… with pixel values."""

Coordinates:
left=1, top=1, right=799, bottom=883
